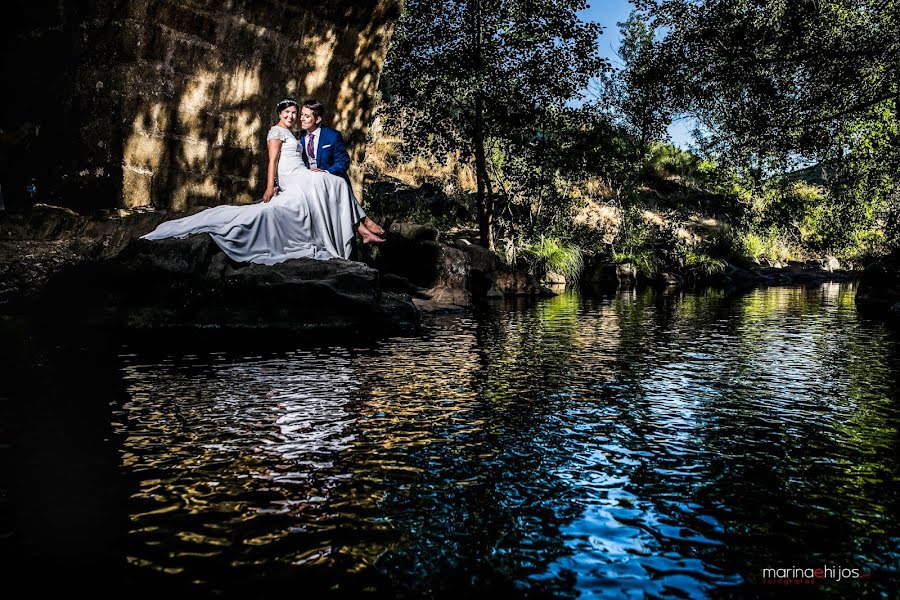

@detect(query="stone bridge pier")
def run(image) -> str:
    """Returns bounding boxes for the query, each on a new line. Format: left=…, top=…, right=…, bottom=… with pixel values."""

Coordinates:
left=0, top=0, right=400, bottom=212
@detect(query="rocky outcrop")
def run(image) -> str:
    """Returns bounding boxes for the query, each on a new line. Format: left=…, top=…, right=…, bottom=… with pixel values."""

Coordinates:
left=38, top=235, right=420, bottom=335
left=369, top=223, right=471, bottom=306
left=0, top=206, right=420, bottom=334
left=449, top=239, right=548, bottom=297
left=722, top=262, right=857, bottom=288
left=2, top=208, right=545, bottom=328
left=582, top=261, right=639, bottom=289
left=370, top=222, right=551, bottom=309
left=580, top=253, right=856, bottom=291
left=0, top=205, right=172, bottom=302
left=855, top=252, right=900, bottom=316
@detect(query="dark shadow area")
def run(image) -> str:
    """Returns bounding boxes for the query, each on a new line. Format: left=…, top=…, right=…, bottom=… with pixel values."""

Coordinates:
left=0, top=318, right=132, bottom=594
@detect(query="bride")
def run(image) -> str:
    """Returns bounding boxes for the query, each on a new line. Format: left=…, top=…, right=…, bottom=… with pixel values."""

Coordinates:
left=141, top=98, right=384, bottom=265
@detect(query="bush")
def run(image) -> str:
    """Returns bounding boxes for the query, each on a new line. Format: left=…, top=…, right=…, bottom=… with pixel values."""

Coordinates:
left=684, top=248, right=727, bottom=277
left=613, top=248, right=659, bottom=277
left=740, top=226, right=794, bottom=262
left=521, top=236, right=584, bottom=280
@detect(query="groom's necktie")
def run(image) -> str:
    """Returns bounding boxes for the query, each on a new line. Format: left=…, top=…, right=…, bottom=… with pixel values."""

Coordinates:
left=307, top=133, right=316, bottom=160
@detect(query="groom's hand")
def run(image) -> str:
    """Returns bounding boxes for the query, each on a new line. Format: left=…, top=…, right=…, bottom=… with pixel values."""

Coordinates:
left=310, top=168, right=327, bottom=173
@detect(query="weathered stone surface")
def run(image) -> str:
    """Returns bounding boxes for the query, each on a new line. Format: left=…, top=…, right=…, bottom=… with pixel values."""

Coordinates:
left=491, top=271, right=547, bottom=295
left=582, top=260, right=638, bottom=288
left=452, top=238, right=501, bottom=273
left=655, top=271, right=682, bottom=286
left=0, top=239, right=86, bottom=305
left=412, top=298, right=469, bottom=314
left=1, top=0, right=401, bottom=211
left=368, top=223, right=552, bottom=307
left=376, top=223, right=470, bottom=305
left=390, top=222, right=440, bottom=243
left=1, top=206, right=420, bottom=335
left=723, top=262, right=857, bottom=290
left=378, top=225, right=462, bottom=289
left=856, top=252, right=900, bottom=316
left=38, top=236, right=420, bottom=335
left=544, top=272, right=567, bottom=286
left=388, top=240, right=471, bottom=305
left=0, top=205, right=172, bottom=302
left=450, top=238, right=550, bottom=298
left=380, top=273, right=432, bottom=299
left=2, top=204, right=550, bottom=325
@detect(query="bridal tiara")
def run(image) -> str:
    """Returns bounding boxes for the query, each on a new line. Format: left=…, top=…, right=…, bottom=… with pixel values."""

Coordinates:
left=276, top=98, right=299, bottom=110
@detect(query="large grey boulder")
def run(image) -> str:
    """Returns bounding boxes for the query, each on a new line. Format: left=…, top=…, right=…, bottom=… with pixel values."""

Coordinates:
left=376, top=223, right=472, bottom=306
left=38, top=235, right=420, bottom=335
left=856, top=252, right=900, bottom=317
left=372, top=223, right=550, bottom=307
left=581, top=260, right=639, bottom=288
left=449, top=237, right=548, bottom=298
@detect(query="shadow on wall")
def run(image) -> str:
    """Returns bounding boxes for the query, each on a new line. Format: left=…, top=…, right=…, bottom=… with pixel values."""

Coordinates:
left=0, top=0, right=400, bottom=213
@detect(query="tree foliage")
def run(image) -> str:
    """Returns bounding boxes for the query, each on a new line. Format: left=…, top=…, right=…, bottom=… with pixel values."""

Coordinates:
left=604, top=12, right=673, bottom=155
left=381, top=0, right=608, bottom=248
left=624, top=0, right=900, bottom=252
left=631, top=0, right=899, bottom=164
left=377, top=0, right=900, bottom=268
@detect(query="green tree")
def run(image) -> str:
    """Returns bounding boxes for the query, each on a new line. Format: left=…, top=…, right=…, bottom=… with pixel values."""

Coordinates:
left=381, top=0, right=607, bottom=249
left=629, top=0, right=900, bottom=252
left=632, top=0, right=898, bottom=163
left=608, top=12, right=673, bottom=157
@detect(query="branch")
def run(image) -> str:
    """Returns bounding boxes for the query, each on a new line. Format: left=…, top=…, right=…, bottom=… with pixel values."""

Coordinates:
left=774, top=91, right=900, bottom=130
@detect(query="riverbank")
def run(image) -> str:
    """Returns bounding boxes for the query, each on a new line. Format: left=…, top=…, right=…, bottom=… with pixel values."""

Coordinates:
left=361, top=171, right=865, bottom=295
left=580, top=256, right=858, bottom=292
left=0, top=205, right=555, bottom=334
left=1, top=204, right=860, bottom=319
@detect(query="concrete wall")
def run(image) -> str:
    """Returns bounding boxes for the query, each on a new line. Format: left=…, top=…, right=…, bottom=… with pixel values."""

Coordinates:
left=0, top=1, right=400, bottom=212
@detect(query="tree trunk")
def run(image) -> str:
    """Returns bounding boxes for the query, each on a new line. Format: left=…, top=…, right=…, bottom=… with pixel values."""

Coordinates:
left=473, top=96, right=494, bottom=250
left=470, top=0, right=494, bottom=250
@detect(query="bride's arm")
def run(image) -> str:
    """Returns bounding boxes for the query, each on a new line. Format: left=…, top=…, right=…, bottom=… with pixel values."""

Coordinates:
left=262, top=138, right=283, bottom=202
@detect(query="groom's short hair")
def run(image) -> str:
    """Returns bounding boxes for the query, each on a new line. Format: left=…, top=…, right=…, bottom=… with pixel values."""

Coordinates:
left=303, top=99, right=325, bottom=119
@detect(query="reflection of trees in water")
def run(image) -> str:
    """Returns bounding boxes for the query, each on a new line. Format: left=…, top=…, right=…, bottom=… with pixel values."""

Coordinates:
left=502, top=284, right=900, bottom=595
left=729, top=284, right=900, bottom=586
left=582, top=283, right=900, bottom=591
left=343, top=306, right=586, bottom=595
left=535, top=288, right=742, bottom=595
left=14, top=284, right=896, bottom=595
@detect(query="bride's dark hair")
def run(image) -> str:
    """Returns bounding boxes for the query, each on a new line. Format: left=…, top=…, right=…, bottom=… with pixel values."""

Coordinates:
left=275, top=98, right=299, bottom=113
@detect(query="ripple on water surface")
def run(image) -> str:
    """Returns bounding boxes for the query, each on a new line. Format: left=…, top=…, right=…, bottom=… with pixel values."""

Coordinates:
left=107, top=284, right=900, bottom=596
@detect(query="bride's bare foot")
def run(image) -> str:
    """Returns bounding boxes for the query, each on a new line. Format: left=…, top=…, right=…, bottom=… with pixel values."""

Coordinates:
left=362, top=216, right=385, bottom=235
left=357, top=222, right=385, bottom=244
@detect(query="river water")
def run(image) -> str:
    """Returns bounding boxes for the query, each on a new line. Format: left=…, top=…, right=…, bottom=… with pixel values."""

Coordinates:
left=2, top=283, right=898, bottom=597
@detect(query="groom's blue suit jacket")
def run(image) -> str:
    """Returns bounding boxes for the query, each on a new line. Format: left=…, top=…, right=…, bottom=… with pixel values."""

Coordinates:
left=299, top=127, right=351, bottom=180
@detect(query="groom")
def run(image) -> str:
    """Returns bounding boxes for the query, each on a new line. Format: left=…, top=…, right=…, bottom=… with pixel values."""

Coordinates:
left=299, top=99, right=384, bottom=238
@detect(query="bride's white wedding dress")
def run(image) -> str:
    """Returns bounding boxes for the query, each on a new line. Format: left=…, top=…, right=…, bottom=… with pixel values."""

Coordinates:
left=140, top=125, right=366, bottom=264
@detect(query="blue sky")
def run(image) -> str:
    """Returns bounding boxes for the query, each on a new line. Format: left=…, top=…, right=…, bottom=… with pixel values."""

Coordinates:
left=580, top=0, right=695, bottom=148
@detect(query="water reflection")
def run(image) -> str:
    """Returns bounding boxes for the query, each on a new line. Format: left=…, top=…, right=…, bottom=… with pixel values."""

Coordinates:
left=115, top=351, right=377, bottom=589
left=2, top=283, right=898, bottom=597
